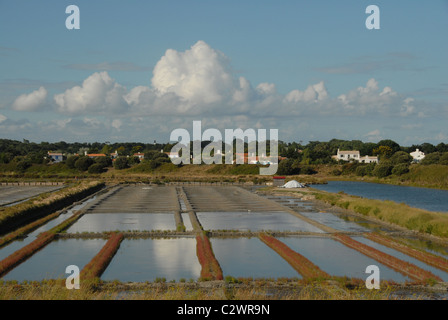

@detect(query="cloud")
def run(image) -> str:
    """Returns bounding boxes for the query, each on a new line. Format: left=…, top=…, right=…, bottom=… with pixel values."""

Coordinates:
left=6, top=40, right=436, bottom=144
left=0, top=114, right=7, bottom=123
left=54, top=72, right=128, bottom=114
left=111, top=119, right=122, bottom=130
left=12, top=86, right=47, bottom=111
left=151, top=40, right=236, bottom=105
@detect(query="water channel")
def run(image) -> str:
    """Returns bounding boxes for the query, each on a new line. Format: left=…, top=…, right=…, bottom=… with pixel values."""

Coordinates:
left=311, top=181, right=448, bottom=213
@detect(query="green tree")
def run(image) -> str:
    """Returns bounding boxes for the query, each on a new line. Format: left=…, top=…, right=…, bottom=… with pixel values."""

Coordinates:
left=373, top=146, right=394, bottom=160
left=420, top=152, right=441, bottom=165
left=389, top=151, right=412, bottom=165
left=74, top=156, right=94, bottom=171
left=88, top=163, right=106, bottom=174
left=15, top=159, right=32, bottom=172
left=114, top=157, right=129, bottom=170
left=392, top=163, right=410, bottom=175
left=372, top=162, right=393, bottom=178
left=66, top=155, right=79, bottom=169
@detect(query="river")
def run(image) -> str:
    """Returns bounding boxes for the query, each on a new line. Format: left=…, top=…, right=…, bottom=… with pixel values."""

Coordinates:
left=310, top=181, right=448, bottom=213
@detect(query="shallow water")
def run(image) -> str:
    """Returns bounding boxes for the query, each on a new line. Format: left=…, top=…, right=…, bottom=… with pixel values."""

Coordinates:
left=101, top=238, right=201, bottom=282
left=67, top=213, right=176, bottom=233
left=0, top=197, right=97, bottom=261
left=196, top=211, right=324, bottom=232
left=211, top=237, right=301, bottom=279
left=1, top=238, right=106, bottom=282
left=353, top=236, right=448, bottom=281
left=278, top=236, right=410, bottom=282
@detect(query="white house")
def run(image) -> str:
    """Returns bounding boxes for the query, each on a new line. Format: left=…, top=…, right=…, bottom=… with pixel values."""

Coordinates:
left=334, top=149, right=360, bottom=162
left=410, top=149, right=425, bottom=163
left=359, top=155, right=379, bottom=164
left=47, top=152, right=63, bottom=163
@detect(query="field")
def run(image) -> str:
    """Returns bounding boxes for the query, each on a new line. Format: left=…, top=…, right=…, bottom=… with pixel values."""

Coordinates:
left=0, top=182, right=448, bottom=300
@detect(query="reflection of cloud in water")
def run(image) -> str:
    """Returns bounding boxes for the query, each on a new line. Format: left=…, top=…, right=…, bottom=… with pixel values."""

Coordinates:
left=102, top=238, right=201, bottom=282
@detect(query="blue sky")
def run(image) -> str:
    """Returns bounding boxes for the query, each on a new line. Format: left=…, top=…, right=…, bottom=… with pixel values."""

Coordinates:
left=0, top=0, right=447, bottom=146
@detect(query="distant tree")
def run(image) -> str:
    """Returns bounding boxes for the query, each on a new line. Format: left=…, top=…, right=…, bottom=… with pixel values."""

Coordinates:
left=420, top=142, right=437, bottom=155
left=74, top=156, right=94, bottom=171
left=95, top=156, right=112, bottom=168
left=15, top=159, right=32, bottom=172
left=439, top=153, right=448, bottom=165
left=436, top=143, right=448, bottom=153
left=372, top=162, right=393, bottom=178
left=376, top=140, right=401, bottom=154
left=420, top=152, right=441, bottom=165
left=373, top=146, right=394, bottom=160
left=114, top=157, right=129, bottom=170
left=88, top=163, right=106, bottom=174
left=392, top=163, right=410, bottom=175
left=66, top=155, right=79, bottom=169
left=277, top=159, right=296, bottom=175
left=389, top=151, right=412, bottom=165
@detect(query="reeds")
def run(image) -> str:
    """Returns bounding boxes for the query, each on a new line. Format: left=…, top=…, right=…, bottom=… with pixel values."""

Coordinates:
left=333, top=233, right=442, bottom=282
left=80, top=232, right=124, bottom=280
left=195, top=234, right=223, bottom=280
left=259, top=233, right=329, bottom=279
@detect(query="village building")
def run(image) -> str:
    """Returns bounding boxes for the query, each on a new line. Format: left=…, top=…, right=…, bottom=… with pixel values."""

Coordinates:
left=410, top=149, right=425, bottom=163
left=359, top=155, right=379, bottom=164
left=47, top=152, right=63, bottom=163
left=333, top=149, right=360, bottom=162
left=133, top=153, right=145, bottom=160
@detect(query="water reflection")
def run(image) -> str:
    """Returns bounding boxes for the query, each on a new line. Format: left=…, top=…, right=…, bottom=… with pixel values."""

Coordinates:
left=1, top=238, right=106, bottom=282
left=196, top=211, right=324, bottom=232
left=279, top=236, right=409, bottom=281
left=211, top=237, right=301, bottom=279
left=67, top=213, right=176, bottom=233
left=101, top=238, right=200, bottom=282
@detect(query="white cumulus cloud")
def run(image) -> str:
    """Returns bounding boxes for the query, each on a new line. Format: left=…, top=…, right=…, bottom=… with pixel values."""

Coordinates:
left=12, top=86, right=47, bottom=111
left=152, top=40, right=236, bottom=105
left=54, top=72, right=128, bottom=114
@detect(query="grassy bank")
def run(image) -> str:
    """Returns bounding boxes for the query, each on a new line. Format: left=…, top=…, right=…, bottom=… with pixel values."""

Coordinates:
left=308, top=188, right=448, bottom=239
left=0, top=181, right=104, bottom=235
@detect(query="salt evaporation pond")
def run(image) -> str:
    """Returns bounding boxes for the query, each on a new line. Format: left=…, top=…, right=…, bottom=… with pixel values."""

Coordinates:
left=211, top=237, right=301, bottom=279
left=0, top=197, right=97, bottom=261
left=353, top=236, right=448, bottom=281
left=196, top=211, right=324, bottom=232
left=278, top=236, right=409, bottom=281
left=1, top=238, right=106, bottom=282
left=67, top=213, right=176, bottom=233
left=101, top=238, right=201, bottom=282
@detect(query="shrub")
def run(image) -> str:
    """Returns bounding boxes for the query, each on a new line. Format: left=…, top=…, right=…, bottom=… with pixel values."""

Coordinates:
left=392, top=163, right=410, bottom=175
left=420, top=152, right=441, bottom=165
left=95, top=156, right=112, bottom=168
left=15, top=159, right=32, bottom=172
left=114, top=157, right=129, bottom=170
left=439, top=153, right=448, bottom=165
left=66, top=155, right=79, bottom=169
left=300, top=165, right=317, bottom=175
left=390, top=151, right=412, bottom=165
left=74, top=156, right=94, bottom=171
left=372, top=163, right=393, bottom=178
left=88, top=163, right=106, bottom=174
left=331, top=168, right=342, bottom=176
